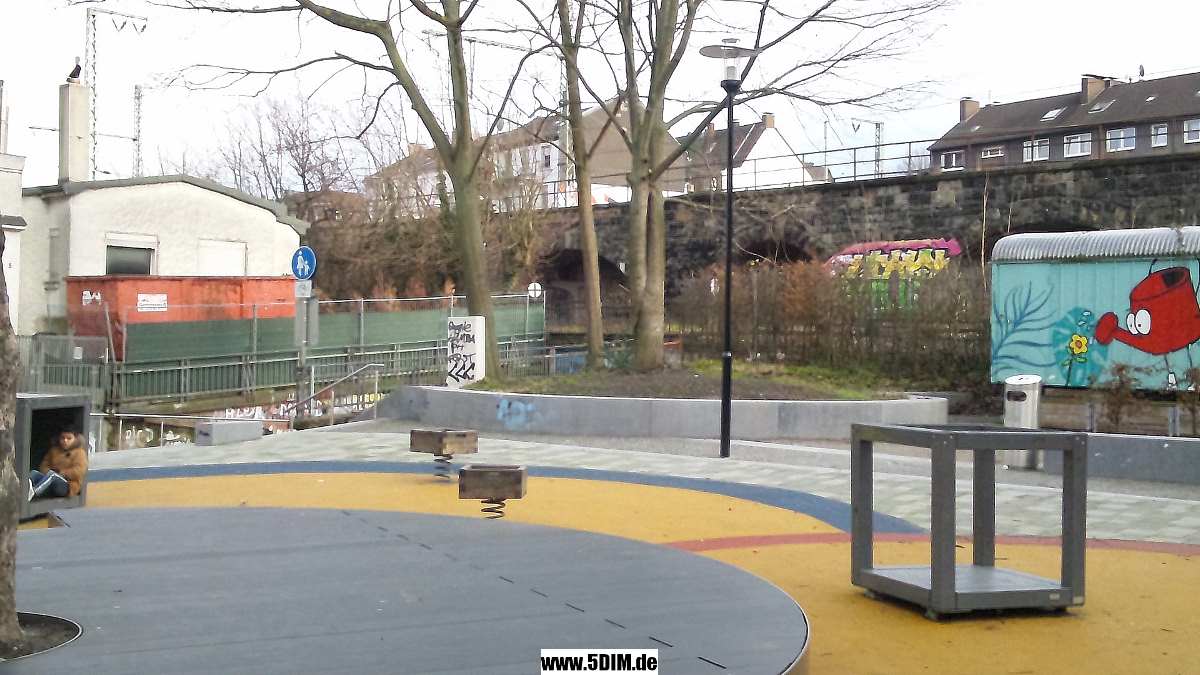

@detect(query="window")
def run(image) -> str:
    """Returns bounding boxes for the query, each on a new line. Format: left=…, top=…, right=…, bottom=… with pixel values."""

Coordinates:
left=1022, top=138, right=1050, bottom=162
left=1152, top=123, right=1169, bottom=148
left=1089, top=99, right=1115, bottom=113
left=542, top=145, right=552, bottom=169
left=980, top=146, right=1004, bottom=159
left=1106, top=127, right=1136, bottom=152
left=1064, top=133, right=1092, bottom=158
left=940, top=150, right=964, bottom=170
left=105, top=246, right=153, bottom=275
left=1186, top=119, right=1200, bottom=143
left=1041, top=107, right=1066, bottom=121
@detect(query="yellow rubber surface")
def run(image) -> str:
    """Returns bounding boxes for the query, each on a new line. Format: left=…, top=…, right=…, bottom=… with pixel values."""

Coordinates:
left=87, top=473, right=837, bottom=543
left=79, top=473, right=1200, bottom=674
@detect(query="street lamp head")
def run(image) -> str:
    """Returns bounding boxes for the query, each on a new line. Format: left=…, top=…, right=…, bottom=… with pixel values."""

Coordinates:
left=700, top=38, right=758, bottom=86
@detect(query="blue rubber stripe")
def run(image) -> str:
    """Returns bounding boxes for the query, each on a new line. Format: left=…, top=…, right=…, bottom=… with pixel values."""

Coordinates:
left=89, top=461, right=922, bottom=534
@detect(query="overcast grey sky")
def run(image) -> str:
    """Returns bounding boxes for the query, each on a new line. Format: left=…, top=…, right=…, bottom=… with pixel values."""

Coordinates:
left=3, top=0, right=1200, bottom=187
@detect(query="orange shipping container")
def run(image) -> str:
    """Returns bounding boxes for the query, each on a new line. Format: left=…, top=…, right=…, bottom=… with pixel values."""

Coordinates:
left=66, top=276, right=295, bottom=359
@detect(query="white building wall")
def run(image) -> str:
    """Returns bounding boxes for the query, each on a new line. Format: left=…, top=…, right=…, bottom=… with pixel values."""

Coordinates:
left=0, top=153, right=25, bottom=331
left=19, top=181, right=299, bottom=334
left=16, top=194, right=61, bottom=335
left=64, top=183, right=297, bottom=278
left=3, top=230, right=20, bottom=332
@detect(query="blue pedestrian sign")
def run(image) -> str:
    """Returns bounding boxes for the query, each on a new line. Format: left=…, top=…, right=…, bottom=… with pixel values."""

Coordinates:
left=291, top=246, right=317, bottom=280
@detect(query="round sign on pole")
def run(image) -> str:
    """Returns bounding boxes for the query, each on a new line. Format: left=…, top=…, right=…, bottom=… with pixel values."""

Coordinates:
left=527, top=282, right=544, bottom=300
left=291, top=246, right=317, bottom=280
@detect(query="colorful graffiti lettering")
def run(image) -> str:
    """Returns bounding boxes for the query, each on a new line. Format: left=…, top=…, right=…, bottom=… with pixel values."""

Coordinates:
left=827, top=238, right=963, bottom=280
left=827, top=238, right=962, bottom=310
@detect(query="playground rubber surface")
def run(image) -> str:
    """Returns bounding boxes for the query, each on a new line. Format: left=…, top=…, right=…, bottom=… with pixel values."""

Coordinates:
left=19, top=461, right=1200, bottom=674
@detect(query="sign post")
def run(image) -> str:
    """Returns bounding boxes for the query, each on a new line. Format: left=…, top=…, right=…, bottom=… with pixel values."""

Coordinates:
left=291, top=246, right=318, bottom=416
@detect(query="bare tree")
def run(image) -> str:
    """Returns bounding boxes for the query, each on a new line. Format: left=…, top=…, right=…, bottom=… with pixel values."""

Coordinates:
left=0, top=228, right=22, bottom=652
left=510, top=0, right=611, bottom=367
left=170, top=0, right=549, bottom=379
left=557, top=0, right=946, bottom=370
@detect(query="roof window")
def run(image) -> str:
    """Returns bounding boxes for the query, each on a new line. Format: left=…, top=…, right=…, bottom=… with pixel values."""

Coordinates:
left=1089, top=99, right=1115, bottom=113
left=1146, top=95, right=1158, bottom=102
left=970, top=125, right=981, bottom=132
left=1041, top=107, right=1066, bottom=121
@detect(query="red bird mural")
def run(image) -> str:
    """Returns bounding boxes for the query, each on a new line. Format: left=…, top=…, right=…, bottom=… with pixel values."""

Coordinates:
left=1095, top=266, right=1200, bottom=387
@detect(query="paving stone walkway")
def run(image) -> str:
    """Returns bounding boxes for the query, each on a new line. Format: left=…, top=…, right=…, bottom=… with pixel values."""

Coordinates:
left=92, top=420, right=1200, bottom=544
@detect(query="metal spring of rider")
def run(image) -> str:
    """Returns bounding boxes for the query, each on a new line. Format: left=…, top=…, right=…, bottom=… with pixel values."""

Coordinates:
left=481, top=498, right=506, bottom=519
left=433, top=454, right=453, bottom=480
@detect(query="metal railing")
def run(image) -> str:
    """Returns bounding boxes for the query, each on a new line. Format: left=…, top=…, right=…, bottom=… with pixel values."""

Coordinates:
left=281, top=362, right=383, bottom=424
left=84, top=340, right=616, bottom=451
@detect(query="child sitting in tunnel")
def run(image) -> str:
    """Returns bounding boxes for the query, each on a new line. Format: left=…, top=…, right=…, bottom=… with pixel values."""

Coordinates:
left=29, top=427, right=88, bottom=500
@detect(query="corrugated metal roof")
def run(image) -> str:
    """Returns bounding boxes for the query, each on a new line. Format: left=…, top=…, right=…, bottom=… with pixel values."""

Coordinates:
left=993, top=227, right=1200, bottom=261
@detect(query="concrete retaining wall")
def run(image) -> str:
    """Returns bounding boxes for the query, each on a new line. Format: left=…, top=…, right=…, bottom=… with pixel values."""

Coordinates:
left=1043, top=433, right=1200, bottom=485
left=372, top=386, right=947, bottom=441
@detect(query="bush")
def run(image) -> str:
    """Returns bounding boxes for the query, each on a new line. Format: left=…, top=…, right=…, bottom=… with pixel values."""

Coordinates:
left=668, top=260, right=990, bottom=393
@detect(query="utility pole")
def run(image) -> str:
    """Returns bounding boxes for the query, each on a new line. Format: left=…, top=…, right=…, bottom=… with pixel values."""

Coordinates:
left=84, top=6, right=148, bottom=180
left=852, top=118, right=883, bottom=178
left=133, top=85, right=143, bottom=177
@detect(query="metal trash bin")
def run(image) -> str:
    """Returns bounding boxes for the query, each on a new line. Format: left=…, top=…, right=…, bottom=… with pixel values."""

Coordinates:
left=1003, top=374, right=1042, bottom=469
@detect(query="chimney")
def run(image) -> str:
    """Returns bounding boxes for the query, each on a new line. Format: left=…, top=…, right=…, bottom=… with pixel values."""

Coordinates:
left=706, top=122, right=716, bottom=137
left=58, top=79, right=91, bottom=183
left=1081, top=75, right=1109, bottom=104
left=959, top=97, right=979, bottom=122
left=762, top=112, right=775, bottom=129
left=407, top=143, right=425, bottom=156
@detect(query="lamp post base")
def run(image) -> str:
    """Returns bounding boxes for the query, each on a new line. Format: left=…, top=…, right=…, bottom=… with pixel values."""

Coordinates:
left=720, top=351, right=733, bottom=458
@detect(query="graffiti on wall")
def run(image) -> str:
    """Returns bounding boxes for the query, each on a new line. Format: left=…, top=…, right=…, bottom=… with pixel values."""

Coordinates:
left=826, top=238, right=962, bottom=308
left=991, top=258, right=1200, bottom=390
left=447, top=316, right=485, bottom=388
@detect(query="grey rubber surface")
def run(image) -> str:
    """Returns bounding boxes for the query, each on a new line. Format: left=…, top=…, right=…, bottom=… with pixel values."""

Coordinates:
left=13, top=508, right=809, bottom=674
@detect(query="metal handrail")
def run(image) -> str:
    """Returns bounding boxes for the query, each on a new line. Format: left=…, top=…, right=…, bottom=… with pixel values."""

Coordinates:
left=279, top=363, right=385, bottom=418
left=90, top=412, right=262, bottom=422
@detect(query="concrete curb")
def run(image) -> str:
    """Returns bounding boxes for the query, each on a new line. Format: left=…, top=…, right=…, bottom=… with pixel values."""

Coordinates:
left=1043, top=432, right=1200, bottom=485
left=369, top=386, right=947, bottom=441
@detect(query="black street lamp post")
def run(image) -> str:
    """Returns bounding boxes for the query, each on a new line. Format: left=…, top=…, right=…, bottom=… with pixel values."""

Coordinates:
left=700, top=39, right=757, bottom=459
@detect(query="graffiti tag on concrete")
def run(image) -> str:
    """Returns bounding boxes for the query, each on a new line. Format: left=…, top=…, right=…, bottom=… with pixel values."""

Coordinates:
left=496, top=398, right=535, bottom=430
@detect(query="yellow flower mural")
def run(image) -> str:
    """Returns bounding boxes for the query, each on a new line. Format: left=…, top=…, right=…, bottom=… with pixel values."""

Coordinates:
left=1069, top=334, right=1089, bottom=355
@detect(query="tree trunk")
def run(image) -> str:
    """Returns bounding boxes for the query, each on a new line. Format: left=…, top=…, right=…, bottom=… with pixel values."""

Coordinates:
left=625, top=175, right=649, bottom=337
left=0, top=227, right=23, bottom=650
left=558, top=0, right=605, bottom=369
left=574, top=172, right=605, bottom=369
left=443, top=0, right=498, bottom=380
left=634, top=181, right=666, bottom=370
left=633, top=123, right=667, bottom=371
left=449, top=164, right=500, bottom=379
